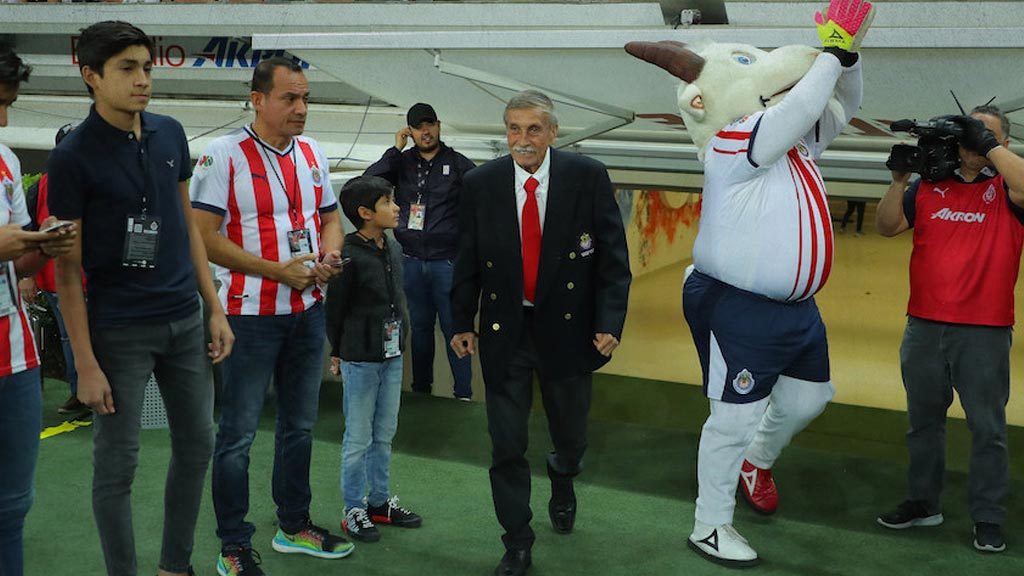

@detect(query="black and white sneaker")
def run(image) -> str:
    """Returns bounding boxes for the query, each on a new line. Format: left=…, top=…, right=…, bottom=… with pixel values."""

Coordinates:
left=974, top=522, right=1006, bottom=553
left=877, top=500, right=944, bottom=529
left=368, top=496, right=422, bottom=528
left=687, top=520, right=760, bottom=568
left=343, top=507, right=381, bottom=543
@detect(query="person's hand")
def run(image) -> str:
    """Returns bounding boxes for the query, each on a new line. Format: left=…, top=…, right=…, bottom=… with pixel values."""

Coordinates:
left=815, top=0, right=875, bottom=53
left=37, top=217, right=77, bottom=258
left=275, top=254, right=319, bottom=290
left=313, top=250, right=344, bottom=285
left=207, top=311, right=235, bottom=364
left=78, top=365, right=115, bottom=415
left=18, top=278, right=37, bottom=304
left=891, top=169, right=912, bottom=185
left=395, top=127, right=412, bottom=151
left=329, top=356, right=341, bottom=376
left=0, top=224, right=39, bottom=261
left=450, top=332, right=476, bottom=358
left=950, top=115, right=1002, bottom=157
left=593, top=333, right=620, bottom=357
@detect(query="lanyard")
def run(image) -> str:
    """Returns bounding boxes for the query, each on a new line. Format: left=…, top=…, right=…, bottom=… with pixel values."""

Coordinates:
left=251, top=128, right=301, bottom=227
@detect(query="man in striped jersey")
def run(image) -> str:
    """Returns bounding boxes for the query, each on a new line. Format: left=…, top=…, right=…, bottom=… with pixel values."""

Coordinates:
left=190, top=57, right=350, bottom=575
left=0, top=46, right=77, bottom=576
left=627, top=0, right=873, bottom=566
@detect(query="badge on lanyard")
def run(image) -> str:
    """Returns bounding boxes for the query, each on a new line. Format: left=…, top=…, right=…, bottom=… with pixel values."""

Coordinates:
left=383, top=318, right=402, bottom=358
left=0, top=264, right=18, bottom=317
left=122, top=213, right=161, bottom=269
left=287, top=228, right=314, bottom=268
left=408, top=203, right=426, bottom=231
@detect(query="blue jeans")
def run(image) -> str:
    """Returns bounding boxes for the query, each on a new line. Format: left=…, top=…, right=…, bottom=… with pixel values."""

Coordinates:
left=212, top=304, right=326, bottom=548
left=90, top=311, right=215, bottom=575
left=403, top=256, right=472, bottom=398
left=0, top=368, right=41, bottom=576
left=340, top=357, right=402, bottom=511
left=42, top=291, right=77, bottom=394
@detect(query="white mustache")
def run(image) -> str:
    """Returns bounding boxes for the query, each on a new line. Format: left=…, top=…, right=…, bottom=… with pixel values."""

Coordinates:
left=512, top=146, right=536, bottom=154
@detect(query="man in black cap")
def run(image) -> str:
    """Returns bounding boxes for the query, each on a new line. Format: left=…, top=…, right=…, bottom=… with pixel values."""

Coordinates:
left=364, top=102, right=477, bottom=400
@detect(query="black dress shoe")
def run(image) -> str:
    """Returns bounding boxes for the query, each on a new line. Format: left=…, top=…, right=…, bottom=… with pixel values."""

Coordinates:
left=548, top=497, right=577, bottom=534
left=494, top=548, right=531, bottom=576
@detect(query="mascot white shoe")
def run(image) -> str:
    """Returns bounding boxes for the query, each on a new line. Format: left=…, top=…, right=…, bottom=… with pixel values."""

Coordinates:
left=628, top=0, right=875, bottom=567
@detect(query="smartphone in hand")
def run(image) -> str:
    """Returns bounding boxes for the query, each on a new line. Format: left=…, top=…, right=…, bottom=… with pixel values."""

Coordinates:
left=40, top=221, right=73, bottom=234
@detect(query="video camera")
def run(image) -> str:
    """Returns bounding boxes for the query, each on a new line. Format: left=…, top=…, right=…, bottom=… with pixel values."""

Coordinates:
left=886, top=115, right=964, bottom=183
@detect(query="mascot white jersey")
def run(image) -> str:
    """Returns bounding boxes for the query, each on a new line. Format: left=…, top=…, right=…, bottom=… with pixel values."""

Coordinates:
left=627, top=0, right=874, bottom=568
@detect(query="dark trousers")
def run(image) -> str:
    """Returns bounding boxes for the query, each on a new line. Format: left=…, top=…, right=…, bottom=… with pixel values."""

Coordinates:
left=485, top=311, right=592, bottom=551
left=900, top=316, right=1010, bottom=524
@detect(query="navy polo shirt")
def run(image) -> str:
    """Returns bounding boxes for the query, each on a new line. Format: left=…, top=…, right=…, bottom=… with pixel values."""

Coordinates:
left=47, top=106, right=198, bottom=327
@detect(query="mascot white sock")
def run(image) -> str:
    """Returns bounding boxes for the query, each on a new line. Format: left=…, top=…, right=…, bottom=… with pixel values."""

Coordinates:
left=695, top=397, right=769, bottom=526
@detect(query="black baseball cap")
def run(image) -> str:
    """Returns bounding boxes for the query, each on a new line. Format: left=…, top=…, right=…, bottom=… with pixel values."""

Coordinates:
left=407, top=102, right=438, bottom=127
left=55, top=122, right=78, bottom=146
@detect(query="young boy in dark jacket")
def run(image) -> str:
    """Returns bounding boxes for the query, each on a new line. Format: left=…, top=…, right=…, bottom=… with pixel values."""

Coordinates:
left=326, top=175, right=423, bottom=543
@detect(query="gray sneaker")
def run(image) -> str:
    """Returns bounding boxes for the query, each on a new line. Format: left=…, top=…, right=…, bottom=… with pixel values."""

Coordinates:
left=877, top=500, right=944, bottom=529
left=974, top=522, right=1006, bottom=553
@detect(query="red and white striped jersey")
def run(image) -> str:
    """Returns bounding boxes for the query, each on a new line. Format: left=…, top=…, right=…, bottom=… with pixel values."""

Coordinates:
left=190, top=126, right=338, bottom=316
left=694, top=111, right=833, bottom=302
left=0, top=144, right=39, bottom=377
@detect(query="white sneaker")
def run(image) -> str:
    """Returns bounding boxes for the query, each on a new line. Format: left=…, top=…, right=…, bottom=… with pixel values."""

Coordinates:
left=688, top=520, right=760, bottom=567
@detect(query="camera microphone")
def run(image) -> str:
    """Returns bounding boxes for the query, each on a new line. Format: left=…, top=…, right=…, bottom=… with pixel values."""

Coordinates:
left=890, top=119, right=916, bottom=133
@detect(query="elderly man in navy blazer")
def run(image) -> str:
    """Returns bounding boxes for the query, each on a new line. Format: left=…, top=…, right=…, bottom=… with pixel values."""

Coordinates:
left=451, top=90, right=631, bottom=576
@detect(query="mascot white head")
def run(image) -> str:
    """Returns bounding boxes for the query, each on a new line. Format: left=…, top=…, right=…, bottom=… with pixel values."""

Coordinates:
left=625, top=41, right=824, bottom=159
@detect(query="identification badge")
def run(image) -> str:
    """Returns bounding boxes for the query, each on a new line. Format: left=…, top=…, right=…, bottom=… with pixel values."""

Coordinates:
left=122, top=214, right=161, bottom=269
left=442, top=164, right=450, bottom=176
left=409, top=203, right=426, bottom=231
left=383, top=319, right=402, bottom=358
left=287, top=228, right=314, bottom=268
left=0, top=264, right=18, bottom=317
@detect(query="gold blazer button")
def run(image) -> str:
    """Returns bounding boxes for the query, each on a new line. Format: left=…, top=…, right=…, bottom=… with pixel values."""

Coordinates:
left=492, top=322, right=501, bottom=331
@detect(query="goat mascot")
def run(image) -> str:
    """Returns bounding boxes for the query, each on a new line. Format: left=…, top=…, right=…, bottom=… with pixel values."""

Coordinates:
left=627, top=0, right=875, bottom=567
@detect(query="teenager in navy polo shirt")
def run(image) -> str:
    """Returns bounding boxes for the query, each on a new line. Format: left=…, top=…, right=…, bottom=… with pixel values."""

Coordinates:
left=47, top=21, right=234, bottom=576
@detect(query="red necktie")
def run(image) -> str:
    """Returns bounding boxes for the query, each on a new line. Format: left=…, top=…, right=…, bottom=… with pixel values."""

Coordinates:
left=522, top=176, right=542, bottom=303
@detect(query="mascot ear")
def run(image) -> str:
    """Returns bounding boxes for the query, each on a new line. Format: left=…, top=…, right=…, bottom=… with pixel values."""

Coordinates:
left=678, top=83, right=706, bottom=122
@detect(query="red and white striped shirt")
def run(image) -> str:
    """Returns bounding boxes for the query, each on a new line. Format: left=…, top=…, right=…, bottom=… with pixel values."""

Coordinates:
left=694, top=111, right=833, bottom=301
left=190, top=126, right=338, bottom=316
left=0, top=144, right=39, bottom=377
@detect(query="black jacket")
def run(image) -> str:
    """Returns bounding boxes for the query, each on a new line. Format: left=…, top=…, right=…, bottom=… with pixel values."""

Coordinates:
left=451, top=148, right=631, bottom=384
left=325, top=232, right=408, bottom=362
left=363, top=142, right=475, bottom=260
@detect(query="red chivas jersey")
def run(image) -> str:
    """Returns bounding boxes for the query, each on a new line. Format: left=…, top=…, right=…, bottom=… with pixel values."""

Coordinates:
left=907, top=173, right=1024, bottom=326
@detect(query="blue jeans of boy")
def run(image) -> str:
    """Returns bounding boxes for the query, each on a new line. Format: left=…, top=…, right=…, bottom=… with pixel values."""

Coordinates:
left=403, top=256, right=472, bottom=398
left=212, top=304, right=326, bottom=548
left=340, top=357, right=402, bottom=511
left=0, top=367, right=41, bottom=576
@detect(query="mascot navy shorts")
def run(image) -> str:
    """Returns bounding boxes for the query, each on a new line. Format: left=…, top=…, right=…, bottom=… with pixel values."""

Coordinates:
left=683, top=269, right=830, bottom=403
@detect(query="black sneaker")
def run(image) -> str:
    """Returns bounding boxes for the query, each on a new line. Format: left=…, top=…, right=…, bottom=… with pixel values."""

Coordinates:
left=368, top=496, right=422, bottom=528
left=217, top=547, right=264, bottom=576
left=57, top=395, right=88, bottom=415
left=343, top=507, right=381, bottom=542
left=974, top=522, right=1006, bottom=553
left=877, top=500, right=944, bottom=529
